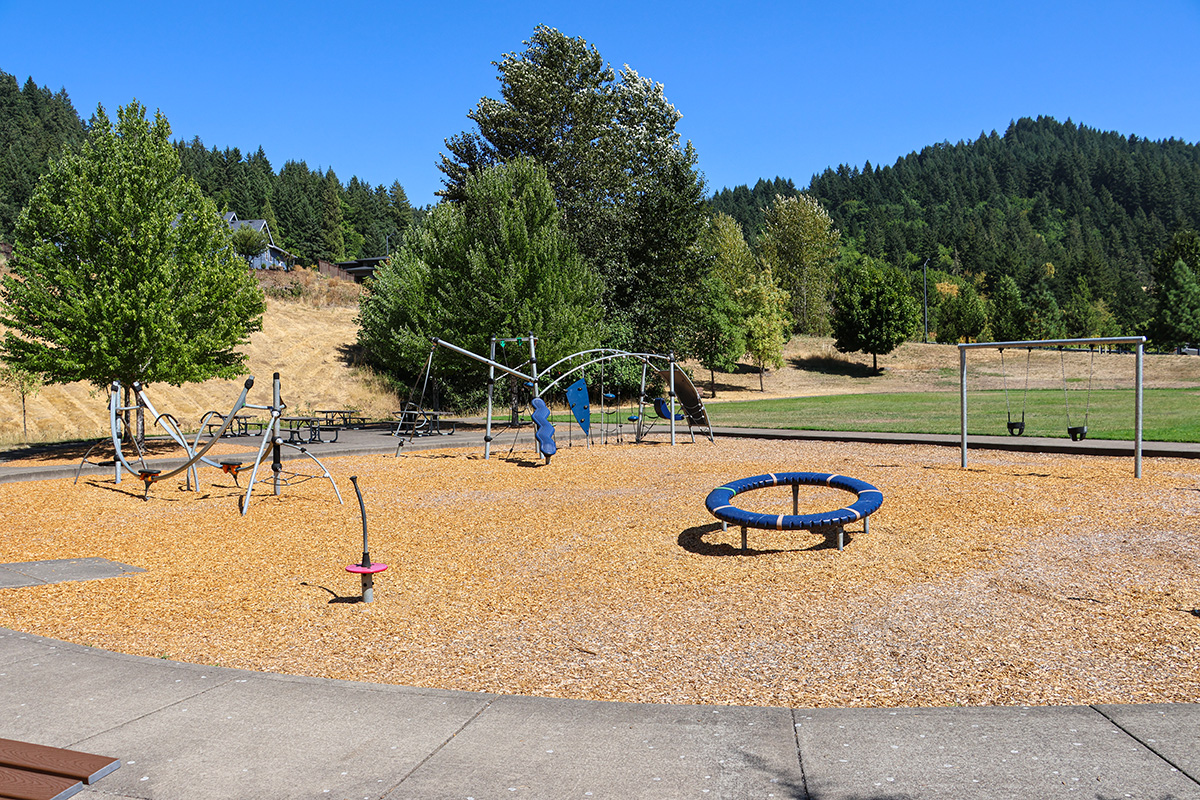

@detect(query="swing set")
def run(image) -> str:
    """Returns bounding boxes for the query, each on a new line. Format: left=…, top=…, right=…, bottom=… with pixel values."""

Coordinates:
left=1000, top=345, right=1097, bottom=441
left=958, top=336, right=1147, bottom=476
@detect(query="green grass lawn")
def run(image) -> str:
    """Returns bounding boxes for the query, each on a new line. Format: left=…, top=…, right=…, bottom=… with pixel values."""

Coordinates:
left=702, top=388, right=1200, bottom=441
left=552, top=388, right=1200, bottom=441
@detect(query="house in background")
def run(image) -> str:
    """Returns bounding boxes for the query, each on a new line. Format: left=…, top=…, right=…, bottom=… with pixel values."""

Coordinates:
left=223, top=212, right=294, bottom=270
left=333, top=255, right=388, bottom=283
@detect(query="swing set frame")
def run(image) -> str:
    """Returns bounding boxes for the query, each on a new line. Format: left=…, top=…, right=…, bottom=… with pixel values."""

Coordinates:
left=957, top=336, right=1147, bottom=477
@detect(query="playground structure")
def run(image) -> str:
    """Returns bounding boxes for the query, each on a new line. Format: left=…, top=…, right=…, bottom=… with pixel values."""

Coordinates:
left=84, top=373, right=343, bottom=514
left=958, top=336, right=1147, bottom=476
left=705, top=472, right=883, bottom=552
left=428, top=336, right=714, bottom=462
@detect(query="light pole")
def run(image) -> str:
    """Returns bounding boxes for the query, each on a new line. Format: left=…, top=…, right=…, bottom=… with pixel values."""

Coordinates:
left=922, top=258, right=929, bottom=343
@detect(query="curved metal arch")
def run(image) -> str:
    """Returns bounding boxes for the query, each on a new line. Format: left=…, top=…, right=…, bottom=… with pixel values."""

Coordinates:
left=127, top=378, right=255, bottom=485
left=539, top=349, right=671, bottom=396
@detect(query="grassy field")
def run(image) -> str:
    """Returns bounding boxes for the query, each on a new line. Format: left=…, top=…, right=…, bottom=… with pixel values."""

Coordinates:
left=555, top=388, right=1200, bottom=442
left=702, top=388, right=1200, bottom=441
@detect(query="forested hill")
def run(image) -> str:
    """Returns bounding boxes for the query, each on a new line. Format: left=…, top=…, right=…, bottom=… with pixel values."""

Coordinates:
left=0, top=72, right=86, bottom=237
left=711, top=116, right=1200, bottom=332
left=0, top=69, right=418, bottom=265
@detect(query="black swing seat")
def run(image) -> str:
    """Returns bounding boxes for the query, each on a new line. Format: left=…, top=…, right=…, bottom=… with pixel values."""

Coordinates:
left=1068, top=425, right=1088, bottom=441
left=1007, top=421, right=1025, bottom=436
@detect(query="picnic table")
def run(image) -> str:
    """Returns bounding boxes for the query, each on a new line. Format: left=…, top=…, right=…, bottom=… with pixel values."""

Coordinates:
left=315, top=409, right=366, bottom=429
left=392, top=406, right=456, bottom=438
left=281, top=416, right=329, bottom=444
left=205, top=413, right=264, bottom=438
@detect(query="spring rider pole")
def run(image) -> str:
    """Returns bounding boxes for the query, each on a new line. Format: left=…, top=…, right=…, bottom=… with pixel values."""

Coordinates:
left=345, top=475, right=387, bottom=602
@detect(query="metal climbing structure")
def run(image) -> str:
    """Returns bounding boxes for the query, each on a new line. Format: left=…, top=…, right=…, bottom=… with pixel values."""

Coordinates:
left=86, top=373, right=342, bottom=514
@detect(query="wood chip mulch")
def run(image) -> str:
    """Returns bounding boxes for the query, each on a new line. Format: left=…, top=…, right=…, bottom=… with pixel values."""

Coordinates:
left=1, top=438, right=1197, bottom=709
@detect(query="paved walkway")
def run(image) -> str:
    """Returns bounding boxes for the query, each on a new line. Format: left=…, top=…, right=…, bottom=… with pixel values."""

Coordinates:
left=2, top=425, right=1198, bottom=798
left=2, top=629, right=1197, bottom=799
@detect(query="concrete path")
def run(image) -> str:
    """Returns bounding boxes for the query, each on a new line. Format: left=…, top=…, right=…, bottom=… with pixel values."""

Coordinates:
left=3, top=426, right=1199, bottom=798
left=1, top=629, right=1197, bottom=799
left=4, top=420, right=1199, bottom=486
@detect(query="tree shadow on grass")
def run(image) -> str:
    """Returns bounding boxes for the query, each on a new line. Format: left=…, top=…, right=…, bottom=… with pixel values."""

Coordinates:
left=678, top=522, right=838, bottom=556
left=336, top=341, right=368, bottom=368
left=789, top=353, right=879, bottom=378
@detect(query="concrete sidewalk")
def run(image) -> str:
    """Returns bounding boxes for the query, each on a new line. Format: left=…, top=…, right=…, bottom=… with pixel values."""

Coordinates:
left=1, top=629, right=1197, bottom=799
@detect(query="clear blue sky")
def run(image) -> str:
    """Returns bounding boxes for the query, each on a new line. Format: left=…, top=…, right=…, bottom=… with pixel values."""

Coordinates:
left=2, top=0, right=1198, bottom=206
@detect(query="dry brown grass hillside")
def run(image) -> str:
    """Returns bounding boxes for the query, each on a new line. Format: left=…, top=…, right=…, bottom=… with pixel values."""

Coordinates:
left=0, top=272, right=400, bottom=447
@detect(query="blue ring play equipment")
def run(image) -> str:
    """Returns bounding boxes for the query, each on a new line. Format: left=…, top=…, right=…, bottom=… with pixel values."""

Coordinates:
left=704, top=472, right=883, bottom=552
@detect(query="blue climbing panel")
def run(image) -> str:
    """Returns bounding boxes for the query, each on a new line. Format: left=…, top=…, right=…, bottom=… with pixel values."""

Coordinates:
left=530, top=397, right=557, bottom=462
left=566, top=378, right=590, bottom=435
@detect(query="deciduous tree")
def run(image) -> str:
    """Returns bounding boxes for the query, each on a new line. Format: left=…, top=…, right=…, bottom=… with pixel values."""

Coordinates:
left=830, top=256, right=919, bottom=370
left=740, top=266, right=791, bottom=391
left=437, top=26, right=707, bottom=356
left=758, top=194, right=841, bottom=336
left=358, top=158, right=602, bottom=406
left=0, top=102, right=264, bottom=409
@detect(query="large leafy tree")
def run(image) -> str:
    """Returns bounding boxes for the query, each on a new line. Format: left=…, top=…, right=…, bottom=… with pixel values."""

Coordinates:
left=358, top=158, right=602, bottom=406
left=741, top=266, right=791, bottom=392
left=437, top=25, right=707, bottom=356
left=830, top=256, right=919, bottom=370
left=1, top=102, right=264, bottom=401
left=758, top=194, right=841, bottom=336
left=936, top=280, right=989, bottom=343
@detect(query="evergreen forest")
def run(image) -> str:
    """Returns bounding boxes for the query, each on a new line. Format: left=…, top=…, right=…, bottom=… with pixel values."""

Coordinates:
left=712, top=117, right=1200, bottom=338
left=0, top=69, right=418, bottom=266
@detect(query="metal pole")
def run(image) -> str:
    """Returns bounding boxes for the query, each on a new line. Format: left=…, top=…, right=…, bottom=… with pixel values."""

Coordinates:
left=1136, top=341, right=1144, bottom=478
left=528, top=333, right=539, bottom=398
left=637, top=362, right=648, bottom=442
left=430, top=337, right=536, bottom=383
left=960, top=346, right=968, bottom=469
left=669, top=353, right=677, bottom=447
left=272, top=372, right=282, bottom=496
left=922, top=258, right=929, bottom=344
left=485, top=338, right=496, bottom=460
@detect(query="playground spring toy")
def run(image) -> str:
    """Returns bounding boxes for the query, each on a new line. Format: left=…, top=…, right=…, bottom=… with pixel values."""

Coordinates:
left=705, top=472, right=883, bottom=552
left=346, top=476, right=386, bottom=602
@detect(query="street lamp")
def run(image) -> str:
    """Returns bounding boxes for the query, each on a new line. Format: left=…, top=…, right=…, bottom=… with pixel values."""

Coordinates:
left=922, top=258, right=929, bottom=343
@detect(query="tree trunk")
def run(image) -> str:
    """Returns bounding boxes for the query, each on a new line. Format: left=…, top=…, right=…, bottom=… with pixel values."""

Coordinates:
left=710, top=368, right=716, bottom=398
left=873, top=352, right=878, bottom=370
left=759, top=365, right=765, bottom=392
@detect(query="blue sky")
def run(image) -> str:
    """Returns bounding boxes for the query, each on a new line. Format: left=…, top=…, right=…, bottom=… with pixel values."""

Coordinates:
left=2, top=1, right=1198, bottom=205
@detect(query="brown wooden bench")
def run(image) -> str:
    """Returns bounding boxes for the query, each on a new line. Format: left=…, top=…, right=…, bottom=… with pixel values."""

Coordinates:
left=0, top=737, right=120, bottom=800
